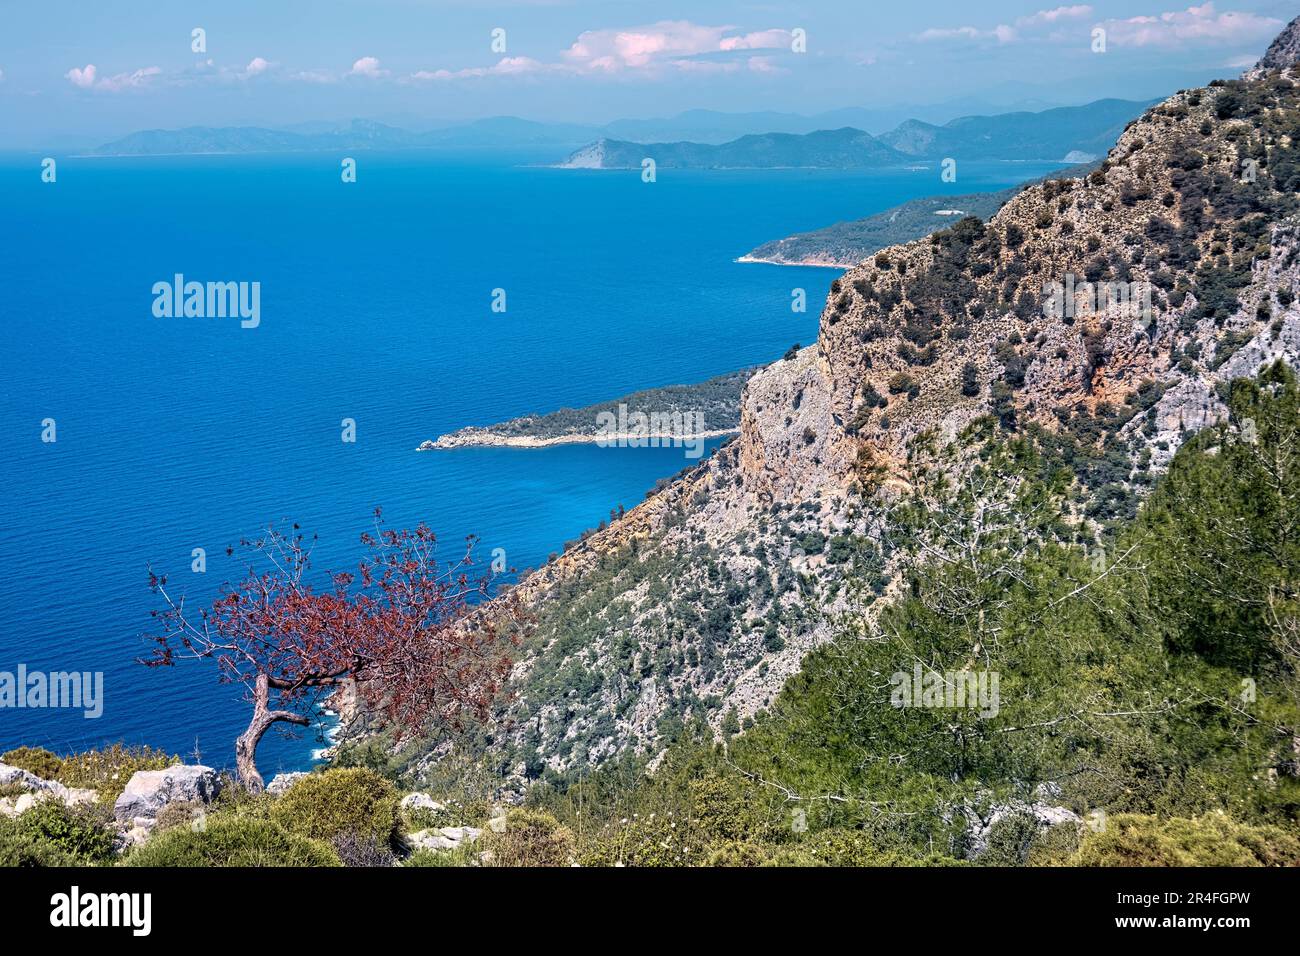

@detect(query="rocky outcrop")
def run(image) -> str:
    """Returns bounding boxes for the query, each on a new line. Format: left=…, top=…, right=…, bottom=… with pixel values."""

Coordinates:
left=113, top=764, right=222, bottom=823
left=266, top=772, right=309, bottom=795
left=407, top=825, right=481, bottom=852
left=1247, top=16, right=1300, bottom=77
left=0, top=761, right=98, bottom=817
left=400, top=792, right=446, bottom=813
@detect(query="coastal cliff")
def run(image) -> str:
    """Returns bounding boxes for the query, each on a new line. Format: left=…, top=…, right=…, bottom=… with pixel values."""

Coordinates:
left=364, top=26, right=1300, bottom=789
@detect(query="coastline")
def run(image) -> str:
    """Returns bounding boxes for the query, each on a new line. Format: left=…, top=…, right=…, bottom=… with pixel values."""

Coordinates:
left=735, top=253, right=853, bottom=269
left=419, top=428, right=740, bottom=450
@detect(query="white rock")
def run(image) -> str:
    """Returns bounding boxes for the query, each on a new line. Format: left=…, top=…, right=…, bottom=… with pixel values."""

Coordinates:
left=407, top=826, right=482, bottom=851
left=267, top=772, right=309, bottom=795
left=400, top=792, right=445, bottom=813
left=113, top=764, right=221, bottom=822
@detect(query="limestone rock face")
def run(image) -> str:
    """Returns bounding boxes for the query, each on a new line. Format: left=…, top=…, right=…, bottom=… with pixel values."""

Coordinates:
left=1247, top=16, right=1300, bottom=77
left=113, top=764, right=221, bottom=823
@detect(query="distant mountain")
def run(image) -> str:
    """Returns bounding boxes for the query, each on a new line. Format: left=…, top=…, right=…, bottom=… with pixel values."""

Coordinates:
left=93, top=119, right=425, bottom=156
left=560, top=98, right=1154, bottom=170
left=877, top=98, right=1158, bottom=161
left=92, top=116, right=601, bottom=156
left=90, top=99, right=1154, bottom=159
left=557, top=128, right=906, bottom=170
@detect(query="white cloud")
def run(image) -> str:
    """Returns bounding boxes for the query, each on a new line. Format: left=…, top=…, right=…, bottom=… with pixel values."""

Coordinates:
left=348, top=56, right=386, bottom=78
left=562, top=21, right=791, bottom=71
left=918, top=5, right=1092, bottom=44
left=244, top=57, right=270, bottom=77
left=291, top=69, right=335, bottom=84
left=1019, top=5, right=1094, bottom=27
left=409, top=56, right=548, bottom=81
left=1100, top=3, right=1281, bottom=49
left=97, top=66, right=161, bottom=92
left=66, top=64, right=97, bottom=88
left=747, top=55, right=784, bottom=74
left=407, top=20, right=793, bottom=82
left=66, top=62, right=162, bottom=92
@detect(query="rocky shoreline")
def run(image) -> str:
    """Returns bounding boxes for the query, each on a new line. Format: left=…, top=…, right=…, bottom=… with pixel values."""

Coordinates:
left=419, top=428, right=740, bottom=451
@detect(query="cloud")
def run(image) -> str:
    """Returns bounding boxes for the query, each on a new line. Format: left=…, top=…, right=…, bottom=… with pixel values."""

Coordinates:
left=291, top=69, right=335, bottom=84
left=409, top=56, right=549, bottom=81
left=1222, top=52, right=1260, bottom=68
left=348, top=56, right=387, bottom=78
left=561, top=21, right=790, bottom=71
left=66, top=64, right=97, bottom=88
left=244, top=57, right=270, bottom=77
left=97, top=66, right=161, bottom=92
left=65, top=62, right=162, bottom=92
left=1099, top=3, right=1281, bottom=49
left=918, top=5, right=1092, bottom=44
left=407, top=21, right=794, bottom=82
left=1019, top=5, right=1094, bottom=27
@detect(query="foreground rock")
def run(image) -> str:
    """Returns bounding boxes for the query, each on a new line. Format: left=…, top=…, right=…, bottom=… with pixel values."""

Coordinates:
left=0, top=761, right=98, bottom=817
left=400, top=792, right=445, bottom=813
left=266, top=772, right=309, bottom=795
left=113, top=764, right=222, bottom=823
left=407, top=825, right=481, bottom=852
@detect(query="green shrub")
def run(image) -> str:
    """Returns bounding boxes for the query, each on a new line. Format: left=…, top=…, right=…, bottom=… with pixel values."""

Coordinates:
left=154, top=800, right=206, bottom=832
left=404, top=841, right=480, bottom=868
left=57, top=744, right=177, bottom=804
left=1, top=747, right=63, bottom=780
left=1070, top=813, right=1300, bottom=867
left=703, top=841, right=772, bottom=867
left=270, top=768, right=399, bottom=848
left=0, top=820, right=77, bottom=867
left=124, top=816, right=341, bottom=867
left=0, top=798, right=115, bottom=866
left=482, top=809, right=575, bottom=867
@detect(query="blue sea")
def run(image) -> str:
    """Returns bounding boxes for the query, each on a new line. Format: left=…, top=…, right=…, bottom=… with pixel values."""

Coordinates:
left=0, top=148, right=1064, bottom=778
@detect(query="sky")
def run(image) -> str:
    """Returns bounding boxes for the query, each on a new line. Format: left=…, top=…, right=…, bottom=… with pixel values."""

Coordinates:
left=0, top=1, right=1294, bottom=147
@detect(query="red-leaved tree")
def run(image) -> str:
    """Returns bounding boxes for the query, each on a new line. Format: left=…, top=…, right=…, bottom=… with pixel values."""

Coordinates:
left=144, top=509, right=521, bottom=791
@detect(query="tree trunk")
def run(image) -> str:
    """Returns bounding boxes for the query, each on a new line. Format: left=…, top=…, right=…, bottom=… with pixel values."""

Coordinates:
left=235, top=672, right=311, bottom=793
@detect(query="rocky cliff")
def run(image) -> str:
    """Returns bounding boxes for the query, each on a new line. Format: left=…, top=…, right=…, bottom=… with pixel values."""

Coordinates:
left=391, top=34, right=1300, bottom=788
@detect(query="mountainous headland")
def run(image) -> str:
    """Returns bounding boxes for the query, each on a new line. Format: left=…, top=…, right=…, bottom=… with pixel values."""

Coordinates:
left=422, top=369, right=755, bottom=450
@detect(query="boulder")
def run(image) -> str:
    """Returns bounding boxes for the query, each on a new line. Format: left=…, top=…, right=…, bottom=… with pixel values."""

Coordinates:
left=267, top=772, right=309, bottom=795
left=407, top=825, right=482, bottom=852
left=113, top=764, right=221, bottom=823
left=400, top=792, right=445, bottom=813
left=0, top=792, right=41, bottom=818
left=963, top=800, right=1082, bottom=858
left=0, top=761, right=64, bottom=794
left=0, top=761, right=98, bottom=814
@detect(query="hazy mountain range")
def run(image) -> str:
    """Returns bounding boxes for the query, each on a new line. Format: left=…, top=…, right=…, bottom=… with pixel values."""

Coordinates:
left=558, top=98, right=1156, bottom=169
left=91, top=99, right=1154, bottom=161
